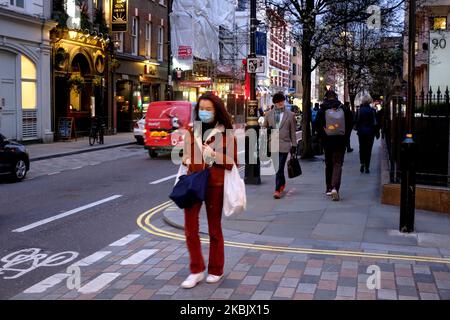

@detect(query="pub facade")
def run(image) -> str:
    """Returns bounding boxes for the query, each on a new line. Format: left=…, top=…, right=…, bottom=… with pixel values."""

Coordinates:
left=51, top=0, right=113, bottom=138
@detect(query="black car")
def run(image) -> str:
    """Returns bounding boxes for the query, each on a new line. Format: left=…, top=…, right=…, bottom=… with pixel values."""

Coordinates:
left=0, top=133, right=30, bottom=181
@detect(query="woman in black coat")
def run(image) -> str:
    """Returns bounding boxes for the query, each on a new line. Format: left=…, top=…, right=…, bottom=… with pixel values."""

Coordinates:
left=354, top=94, right=379, bottom=174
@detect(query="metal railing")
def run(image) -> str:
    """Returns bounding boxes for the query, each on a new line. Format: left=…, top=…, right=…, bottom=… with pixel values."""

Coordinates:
left=384, top=87, right=450, bottom=187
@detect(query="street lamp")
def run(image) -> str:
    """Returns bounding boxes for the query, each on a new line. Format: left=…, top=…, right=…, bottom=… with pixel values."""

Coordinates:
left=399, top=0, right=416, bottom=233
left=244, top=0, right=261, bottom=185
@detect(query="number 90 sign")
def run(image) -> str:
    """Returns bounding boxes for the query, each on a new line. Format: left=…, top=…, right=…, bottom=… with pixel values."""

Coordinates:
left=432, top=38, right=447, bottom=49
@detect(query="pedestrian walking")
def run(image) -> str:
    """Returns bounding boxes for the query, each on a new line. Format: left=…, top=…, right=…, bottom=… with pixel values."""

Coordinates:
left=311, top=103, right=320, bottom=133
left=343, top=102, right=354, bottom=153
left=179, top=93, right=237, bottom=289
left=354, top=94, right=379, bottom=174
left=311, top=103, right=323, bottom=155
left=262, top=92, right=298, bottom=199
left=316, top=90, right=353, bottom=201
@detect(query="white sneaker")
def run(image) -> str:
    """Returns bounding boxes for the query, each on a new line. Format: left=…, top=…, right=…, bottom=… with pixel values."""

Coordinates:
left=181, top=272, right=204, bottom=289
left=206, top=274, right=224, bottom=284
left=331, top=188, right=340, bottom=201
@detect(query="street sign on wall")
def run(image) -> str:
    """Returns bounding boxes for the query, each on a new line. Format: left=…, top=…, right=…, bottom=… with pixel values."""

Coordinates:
left=429, top=30, right=450, bottom=92
left=111, top=0, right=128, bottom=32
left=247, top=57, right=265, bottom=73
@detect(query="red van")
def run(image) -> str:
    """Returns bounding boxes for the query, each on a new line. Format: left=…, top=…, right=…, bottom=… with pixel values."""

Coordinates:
left=144, top=101, right=196, bottom=158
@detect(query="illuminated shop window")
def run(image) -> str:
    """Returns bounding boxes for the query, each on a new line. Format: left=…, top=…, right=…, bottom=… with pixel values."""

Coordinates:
left=21, top=55, right=37, bottom=109
left=21, top=55, right=36, bottom=80
left=70, top=90, right=81, bottom=112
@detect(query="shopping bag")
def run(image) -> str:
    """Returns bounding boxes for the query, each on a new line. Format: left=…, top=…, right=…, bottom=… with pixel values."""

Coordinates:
left=223, top=165, right=246, bottom=217
left=169, top=168, right=210, bottom=209
left=287, top=152, right=302, bottom=178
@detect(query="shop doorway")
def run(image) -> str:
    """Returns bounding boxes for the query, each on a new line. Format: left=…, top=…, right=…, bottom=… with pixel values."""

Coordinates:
left=116, top=80, right=133, bottom=132
left=54, top=53, right=94, bottom=136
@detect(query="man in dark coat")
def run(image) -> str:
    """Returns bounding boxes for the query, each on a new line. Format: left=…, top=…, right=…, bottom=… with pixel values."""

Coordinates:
left=354, top=94, right=380, bottom=174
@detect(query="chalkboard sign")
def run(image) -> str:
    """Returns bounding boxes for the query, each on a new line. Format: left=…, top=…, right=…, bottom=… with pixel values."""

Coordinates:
left=58, top=117, right=74, bottom=140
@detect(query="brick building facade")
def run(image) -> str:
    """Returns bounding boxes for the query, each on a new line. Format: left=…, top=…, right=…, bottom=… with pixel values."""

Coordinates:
left=110, top=0, right=170, bottom=132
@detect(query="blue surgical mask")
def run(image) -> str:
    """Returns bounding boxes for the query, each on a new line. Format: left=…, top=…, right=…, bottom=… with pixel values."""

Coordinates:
left=199, top=110, right=215, bottom=123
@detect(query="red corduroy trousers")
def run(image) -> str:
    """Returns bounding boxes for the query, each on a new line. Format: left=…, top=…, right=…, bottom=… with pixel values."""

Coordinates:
left=184, top=186, right=224, bottom=276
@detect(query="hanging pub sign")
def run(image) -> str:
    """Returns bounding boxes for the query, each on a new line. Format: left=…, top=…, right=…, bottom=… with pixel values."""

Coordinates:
left=111, top=0, right=128, bottom=32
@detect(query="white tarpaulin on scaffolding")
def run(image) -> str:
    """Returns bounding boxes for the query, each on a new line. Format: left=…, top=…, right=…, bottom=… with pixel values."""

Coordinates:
left=171, top=0, right=235, bottom=68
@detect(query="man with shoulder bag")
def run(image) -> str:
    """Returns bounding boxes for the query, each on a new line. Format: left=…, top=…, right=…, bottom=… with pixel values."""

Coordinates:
left=262, top=92, right=298, bottom=199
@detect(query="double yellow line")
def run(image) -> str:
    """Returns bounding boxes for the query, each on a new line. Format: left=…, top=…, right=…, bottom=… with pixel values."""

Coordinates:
left=137, top=201, right=450, bottom=265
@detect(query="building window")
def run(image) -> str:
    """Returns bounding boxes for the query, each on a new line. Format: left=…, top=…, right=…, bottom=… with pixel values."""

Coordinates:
left=145, top=22, right=152, bottom=58
left=21, top=55, right=37, bottom=109
left=10, top=0, right=24, bottom=8
left=292, top=63, right=297, bottom=75
left=293, top=46, right=297, bottom=56
left=157, top=26, right=164, bottom=61
left=113, top=32, right=124, bottom=53
left=132, top=17, right=139, bottom=56
left=432, top=17, right=447, bottom=30
left=292, top=80, right=296, bottom=91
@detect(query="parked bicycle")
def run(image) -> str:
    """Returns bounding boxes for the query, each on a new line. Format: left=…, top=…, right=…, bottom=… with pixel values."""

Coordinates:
left=89, top=117, right=105, bottom=146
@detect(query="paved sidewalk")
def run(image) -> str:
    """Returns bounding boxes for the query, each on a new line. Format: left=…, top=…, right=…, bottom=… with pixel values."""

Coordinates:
left=11, top=134, right=450, bottom=300
left=27, top=133, right=136, bottom=161
left=165, top=135, right=450, bottom=249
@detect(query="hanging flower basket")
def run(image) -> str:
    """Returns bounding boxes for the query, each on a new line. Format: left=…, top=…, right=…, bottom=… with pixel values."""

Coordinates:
left=93, top=76, right=103, bottom=87
left=55, top=48, right=69, bottom=69
left=110, top=58, right=120, bottom=71
left=68, top=75, right=85, bottom=94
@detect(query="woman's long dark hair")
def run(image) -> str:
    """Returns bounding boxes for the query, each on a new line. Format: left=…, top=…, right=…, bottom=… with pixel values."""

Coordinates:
left=195, top=93, right=233, bottom=130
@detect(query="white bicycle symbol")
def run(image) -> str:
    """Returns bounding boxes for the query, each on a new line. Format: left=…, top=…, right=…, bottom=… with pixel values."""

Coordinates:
left=0, top=248, right=79, bottom=279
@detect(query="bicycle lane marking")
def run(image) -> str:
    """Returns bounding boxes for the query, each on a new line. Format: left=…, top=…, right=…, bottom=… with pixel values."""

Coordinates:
left=137, top=201, right=450, bottom=265
left=0, top=248, right=79, bottom=280
left=12, top=195, right=123, bottom=233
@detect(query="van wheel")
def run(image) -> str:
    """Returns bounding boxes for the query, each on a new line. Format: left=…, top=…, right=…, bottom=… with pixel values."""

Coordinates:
left=148, top=150, right=158, bottom=158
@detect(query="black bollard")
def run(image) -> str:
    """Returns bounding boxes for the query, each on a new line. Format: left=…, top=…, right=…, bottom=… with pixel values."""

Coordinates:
left=399, top=133, right=416, bottom=233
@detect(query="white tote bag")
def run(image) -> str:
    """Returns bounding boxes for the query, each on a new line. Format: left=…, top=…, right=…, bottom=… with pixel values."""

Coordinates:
left=223, top=165, right=246, bottom=217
